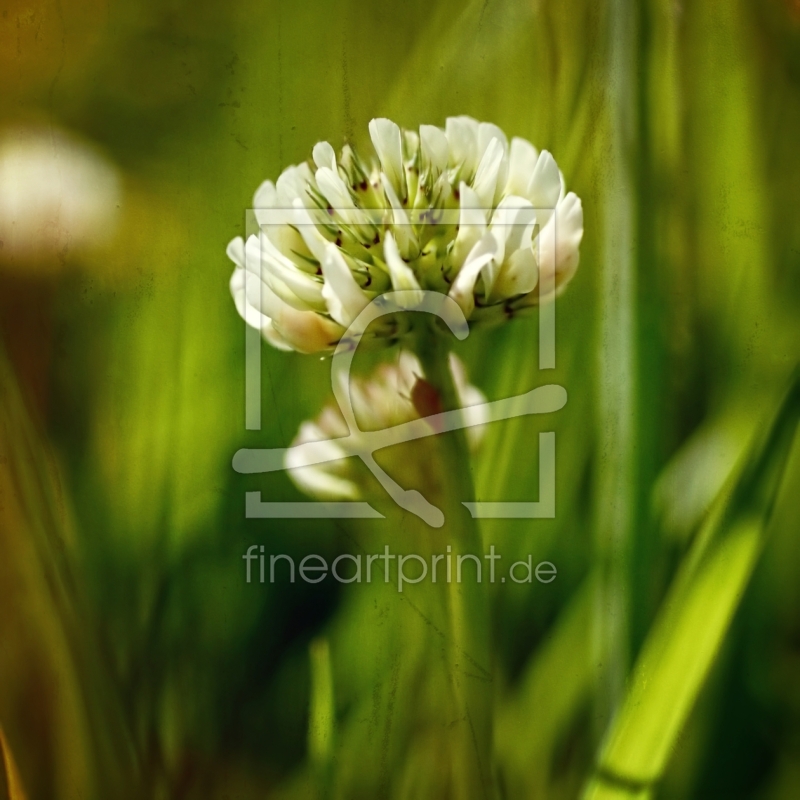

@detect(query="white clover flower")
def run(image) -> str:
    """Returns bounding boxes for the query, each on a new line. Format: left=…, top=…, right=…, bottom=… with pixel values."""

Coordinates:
left=228, top=116, right=583, bottom=353
left=286, top=352, right=487, bottom=502
left=0, top=126, right=121, bottom=271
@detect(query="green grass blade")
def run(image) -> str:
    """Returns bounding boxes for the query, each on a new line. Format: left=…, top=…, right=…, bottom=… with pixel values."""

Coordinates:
left=583, top=370, right=800, bottom=796
left=0, top=343, right=142, bottom=797
left=308, top=637, right=335, bottom=793
left=593, top=0, right=639, bottom=733
left=495, top=577, right=595, bottom=797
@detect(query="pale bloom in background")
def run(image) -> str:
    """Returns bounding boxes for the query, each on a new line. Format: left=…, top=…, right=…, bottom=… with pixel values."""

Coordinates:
left=0, top=126, right=121, bottom=272
left=286, top=352, right=488, bottom=501
left=228, top=116, right=583, bottom=353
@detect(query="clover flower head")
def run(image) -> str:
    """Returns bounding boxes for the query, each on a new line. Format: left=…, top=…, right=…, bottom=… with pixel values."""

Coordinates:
left=0, top=126, right=121, bottom=271
left=286, top=352, right=487, bottom=502
left=228, top=116, right=583, bottom=353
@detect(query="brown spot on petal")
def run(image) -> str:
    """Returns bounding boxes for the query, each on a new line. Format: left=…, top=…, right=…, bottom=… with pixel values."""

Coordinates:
left=411, top=376, right=444, bottom=418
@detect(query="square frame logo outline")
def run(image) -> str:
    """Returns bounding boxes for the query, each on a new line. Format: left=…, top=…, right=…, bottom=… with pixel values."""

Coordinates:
left=235, top=206, right=563, bottom=523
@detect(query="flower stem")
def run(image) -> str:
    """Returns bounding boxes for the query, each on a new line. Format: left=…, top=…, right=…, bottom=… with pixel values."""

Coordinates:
left=413, top=325, right=496, bottom=800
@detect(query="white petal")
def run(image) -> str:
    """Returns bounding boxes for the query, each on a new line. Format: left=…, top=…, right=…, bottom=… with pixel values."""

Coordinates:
left=484, top=199, right=536, bottom=298
left=478, top=122, right=508, bottom=159
left=237, top=260, right=289, bottom=320
left=263, top=222, right=313, bottom=270
left=554, top=192, right=584, bottom=281
left=253, top=180, right=294, bottom=231
left=288, top=463, right=360, bottom=501
left=230, top=266, right=269, bottom=329
left=536, top=192, right=583, bottom=302
left=450, top=182, right=486, bottom=269
left=369, top=118, right=406, bottom=200
left=490, top=196, right=535, bottom=253
left=226, top=236, right=246, bottom=269
left=274, top=309, right=344, bottom=354
left=321, top=244, right=371, bottom=327
left=449, top=353, right=489, bottom=447
left=231, top=269, right=295, bottom=351
left=380, top=173, right=418, bottom=259
left=526, top=150, right=562, bottom=210
left=395, top=351, right=424, bottom=396
left=505, top=137, right=539, bottom=197
left=402, top=129, right=420, bottom=161
left=315, top=166, right=372, bottom=236
left=481, top=206, right=522, bottom=300
left=231, top=241, right=342, bottom=352
left=492, top=247, right=539, bottom=300
left=287, top=423, right=348, bottom=467
left=248, top=267, right=342, bottom=352
left=253, top=179, right=278, bottom=208
left=290, top=199, right=329, bottom=263
left=445, top=116, right=479, bottom=178
left=315, top=166, right=355, bottom=210
left=472, top=137, right=504, bottom=208
left=383, top=231, right=423, bottom=307
left=276, top=163, right=313, bottom=204
left=236, top=234, right=323, bottom=312
left=259, top=319, right=294, bottom=351
left=286, top=423, right=359, bottom=500
left=419, top=124, right=449, bottom=174
left=478, top=123, right=508, bottom=202
left=258, top=234, right=325, bottom=310
left=448, top=231, right=501, bottom=317
left=483, top=195, right=539, bottom=302
left=312, top=141, right=337, bottom=171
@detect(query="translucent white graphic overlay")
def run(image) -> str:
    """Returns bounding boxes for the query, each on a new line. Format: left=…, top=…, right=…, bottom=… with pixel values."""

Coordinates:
left=233, top=208, right=565, bottom=525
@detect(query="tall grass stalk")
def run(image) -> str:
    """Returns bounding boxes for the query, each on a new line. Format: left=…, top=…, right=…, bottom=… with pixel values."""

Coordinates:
left=0, top=345, right=141, bottom=798
left=594, top=0, right=639, bottom=733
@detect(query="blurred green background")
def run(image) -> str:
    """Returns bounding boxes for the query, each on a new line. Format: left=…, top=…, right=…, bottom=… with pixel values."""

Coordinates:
left=1, top=0, right=800, bottom=798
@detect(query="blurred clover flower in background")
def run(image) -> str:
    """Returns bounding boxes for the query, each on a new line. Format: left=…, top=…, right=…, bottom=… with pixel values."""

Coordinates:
left=227, top=115, right=583, bottom=353
left=0, top=126, right=121, bottom=273
left=286, top=351, right=488, bottom=501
